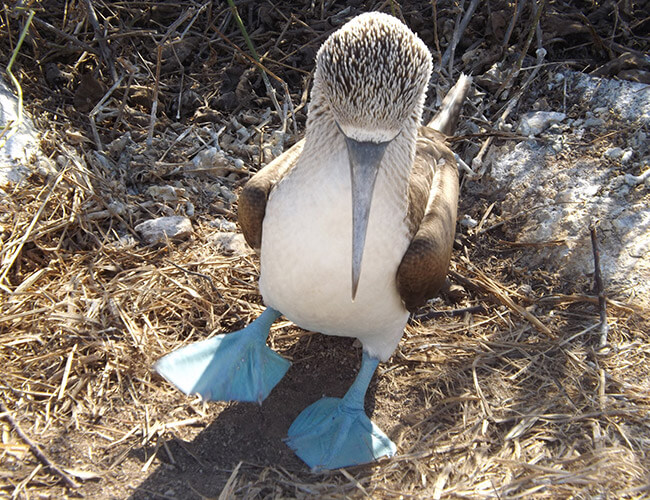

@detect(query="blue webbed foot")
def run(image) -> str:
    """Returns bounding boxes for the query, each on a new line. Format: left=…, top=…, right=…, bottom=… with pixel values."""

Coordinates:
left=154, top=308, right=289, bottom=403
left=286, top=352, right=396, bottom=470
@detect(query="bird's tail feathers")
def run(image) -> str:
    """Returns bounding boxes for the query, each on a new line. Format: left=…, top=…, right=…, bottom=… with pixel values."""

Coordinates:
left=427, top=73, right=472, bottom=136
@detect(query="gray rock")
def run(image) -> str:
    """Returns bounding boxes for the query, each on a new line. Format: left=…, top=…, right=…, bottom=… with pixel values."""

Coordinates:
left=135, top=216, right=192, bottom=245
left=147, top=185, right=181, bottom=202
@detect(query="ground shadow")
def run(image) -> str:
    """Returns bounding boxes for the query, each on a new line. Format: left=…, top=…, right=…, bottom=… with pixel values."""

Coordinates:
left=129, top=332, right=382, bottom=499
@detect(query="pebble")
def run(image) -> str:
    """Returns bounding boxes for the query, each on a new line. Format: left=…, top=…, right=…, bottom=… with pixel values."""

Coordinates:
left=621, top=150, right=634, bottom=164
left=210, top=232, right=252, bottom=255
left=147, top=185, right=180, bottom=202
left=135, top=216, right=192, bottom=245
left=517, top=111, right=566, bottom=136
left=192, top=147, right=230, bottom=175
left=583, top=116, right=604, bottom=128
left=209, top=217, right=237, bottom=231
left=604, top=147, right=624, bottom=160
left=460, top=214, right=478, bottom=228
left=624, top=169, right=650, bottom=186
left=219, top=185, right=237, bottom=203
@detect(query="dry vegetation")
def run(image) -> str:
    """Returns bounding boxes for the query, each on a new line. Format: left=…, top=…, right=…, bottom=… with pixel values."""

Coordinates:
left=1, top=0, right=649, bottom=498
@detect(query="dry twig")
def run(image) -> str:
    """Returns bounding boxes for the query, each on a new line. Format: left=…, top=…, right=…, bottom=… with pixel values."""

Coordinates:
left=0, top=401, right=80, bottom=489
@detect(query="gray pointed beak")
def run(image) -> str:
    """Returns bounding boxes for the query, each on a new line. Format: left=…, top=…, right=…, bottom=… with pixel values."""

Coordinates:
left=344, top=136, right=391, bottom=300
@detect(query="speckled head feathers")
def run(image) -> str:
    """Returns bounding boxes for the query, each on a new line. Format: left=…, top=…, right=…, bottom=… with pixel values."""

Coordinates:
left=314, top=12, right=433, bottom=141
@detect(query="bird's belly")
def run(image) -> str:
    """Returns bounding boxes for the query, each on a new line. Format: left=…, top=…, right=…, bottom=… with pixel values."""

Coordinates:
left=259, top=164, right=410, bottom=360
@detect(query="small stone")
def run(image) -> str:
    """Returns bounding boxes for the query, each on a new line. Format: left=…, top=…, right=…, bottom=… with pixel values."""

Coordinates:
left=107, top=201, right=126, bottom=216
left=209, top=217, right=237, bottom=231
left=219, top=185, right=237, bottom=203
left=135, top=216, right=192, bottom=245
left=583, top=117, right=604, bottom=128
left=517, top=111, right=566, bottom=136
left=147, top=185, right=180, bottom=202
left=192, top=147, right=230, bottom=176
left=624, top=169, right=650, bottom=186
left=604, top=147, right=624, bottom=160
left=210, top=232, right=252, bottom=255
left=620, top=150, right=634, bottom=164
left=460, top=214, right=478, bottom=228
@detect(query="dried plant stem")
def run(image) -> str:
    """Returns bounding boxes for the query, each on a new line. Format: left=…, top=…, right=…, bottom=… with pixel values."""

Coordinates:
left=0, top=168, right=67, bottom=284
left=89, top=73, right=125, bottom=150
left=225, top=0, right=296, bottom=135
left=0, top=401, right=80, bottom=489
left=147, top=8, right=195, bottom=146
left=440, top=0, right=480, bottom=75
left=32, top=16, right=99, bottom=55
left=496, top=0, right=546, bottom=98
left=590, top=222, right=609, bottom=347
left=84, top=0, right=117, bottom=81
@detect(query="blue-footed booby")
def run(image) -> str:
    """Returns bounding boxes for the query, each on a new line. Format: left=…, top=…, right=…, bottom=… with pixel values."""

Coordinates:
left=155, top=12, right=472, bottom=470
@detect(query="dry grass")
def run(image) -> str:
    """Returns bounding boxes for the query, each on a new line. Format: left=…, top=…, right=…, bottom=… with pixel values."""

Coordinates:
left=1, top=1, right=649, bottom=498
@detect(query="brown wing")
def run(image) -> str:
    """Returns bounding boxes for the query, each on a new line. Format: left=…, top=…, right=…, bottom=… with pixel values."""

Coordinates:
left=238, top=139, right=305, bottom=251
left=397, top=127, right=459, bottom=312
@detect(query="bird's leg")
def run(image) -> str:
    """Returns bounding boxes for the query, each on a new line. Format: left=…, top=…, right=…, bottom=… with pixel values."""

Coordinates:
left=154, top=307, right=290, bottom=404
left=286, top=351, right=396, bottom=470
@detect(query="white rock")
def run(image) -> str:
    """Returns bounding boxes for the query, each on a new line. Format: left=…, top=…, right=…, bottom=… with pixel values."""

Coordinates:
left=209, top=217, right=237, bottom=231
left=209, top=232, right=252, bottom=255
left=621, top=150, right=634, bottom=164
left=135, top=216, right=192, bottom=244
left=0, top=78, right=38, bottom=187
left=571, top=71, right=650, bottom=124
left=604, top=147, right=624, bottom=160
left=517, top=111, right=566, bottom=136
left=192, top=147, right=230, bottom=175
left=460, top=214, right=478, bottom=228
left=625, top=169, right=650, bottom=186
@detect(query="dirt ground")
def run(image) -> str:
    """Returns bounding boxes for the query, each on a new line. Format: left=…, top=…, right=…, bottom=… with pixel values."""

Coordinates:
left=1, top=1, right=649, bottom=499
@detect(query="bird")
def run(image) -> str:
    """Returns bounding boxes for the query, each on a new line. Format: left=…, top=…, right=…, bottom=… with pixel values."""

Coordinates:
left=155, top=12, right=472, bottom=470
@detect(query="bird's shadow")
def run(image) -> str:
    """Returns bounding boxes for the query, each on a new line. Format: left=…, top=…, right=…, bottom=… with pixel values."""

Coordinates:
left=129, top=333, right=376, bottom=499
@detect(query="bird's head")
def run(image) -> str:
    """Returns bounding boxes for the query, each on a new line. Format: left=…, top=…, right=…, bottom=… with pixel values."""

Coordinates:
left=312, top=12, right=433, bottom=300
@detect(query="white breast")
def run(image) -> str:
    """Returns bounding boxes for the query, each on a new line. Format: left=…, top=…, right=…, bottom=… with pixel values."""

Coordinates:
left=259, top=134, right=411, bottom=361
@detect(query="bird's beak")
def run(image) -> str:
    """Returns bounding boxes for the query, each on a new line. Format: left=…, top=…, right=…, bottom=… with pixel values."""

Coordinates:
left=344, top=136, right=391, bottom=301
